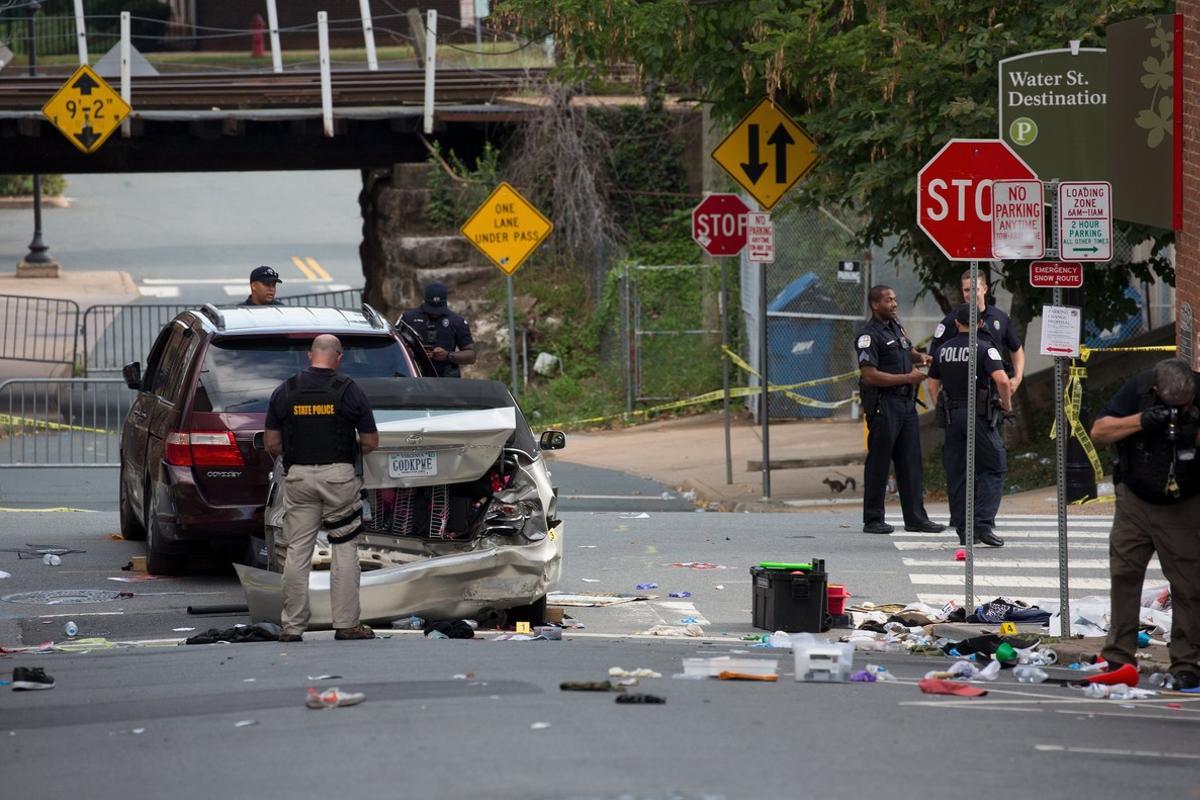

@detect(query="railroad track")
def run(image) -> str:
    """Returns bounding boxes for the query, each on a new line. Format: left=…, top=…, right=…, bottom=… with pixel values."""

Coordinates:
left=0, top=67, right=549, bottom=109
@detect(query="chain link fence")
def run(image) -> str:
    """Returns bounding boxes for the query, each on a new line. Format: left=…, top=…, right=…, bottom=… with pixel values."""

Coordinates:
left=741, top=205, right=868, bottom=419
left=620, top=263, right=724, bottom=409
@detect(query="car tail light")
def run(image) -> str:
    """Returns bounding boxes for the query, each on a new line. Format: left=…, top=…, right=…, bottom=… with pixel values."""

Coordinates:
left=165, top=431, right=244, bottom=467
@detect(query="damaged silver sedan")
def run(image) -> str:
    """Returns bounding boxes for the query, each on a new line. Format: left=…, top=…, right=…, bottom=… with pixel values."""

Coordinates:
left=235, top=378, right=565, bottom=627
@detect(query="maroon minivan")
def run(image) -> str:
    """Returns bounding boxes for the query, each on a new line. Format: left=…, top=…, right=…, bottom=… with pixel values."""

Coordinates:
left=119, top=303, right=431, bottom=574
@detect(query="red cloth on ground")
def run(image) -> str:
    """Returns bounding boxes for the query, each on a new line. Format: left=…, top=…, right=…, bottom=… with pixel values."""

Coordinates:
left=917, top=678, right=988, bottom=697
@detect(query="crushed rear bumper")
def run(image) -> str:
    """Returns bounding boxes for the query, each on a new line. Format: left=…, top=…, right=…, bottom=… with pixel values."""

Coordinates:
left=233, top=522, right=562, bottom=628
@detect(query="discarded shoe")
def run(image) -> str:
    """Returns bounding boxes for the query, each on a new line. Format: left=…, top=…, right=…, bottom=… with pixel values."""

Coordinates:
left=1171, top=670, right=1199, bottom=690
left=305, top=687, right=365, bottom=709
left=278, top=633, right=304, bottom=643
left=334, top=624, right=375, bottom=641
left=615, top=693, right=666, bottom=704
left=12, top=666, right=55, bottom=691
left=862, top=522, right=895, bottom=534
left=905, top=520, right=946, bottom=533
left=1082, top=662, right=1140, bottom=688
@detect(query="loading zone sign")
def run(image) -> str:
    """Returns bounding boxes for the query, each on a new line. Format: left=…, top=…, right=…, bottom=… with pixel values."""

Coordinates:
left=1058, top=181, right=1112, bottom=261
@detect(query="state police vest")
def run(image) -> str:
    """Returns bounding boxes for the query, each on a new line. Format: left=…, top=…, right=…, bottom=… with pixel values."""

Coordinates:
left=282, top=374, right=355, bottom=468
left=1115, top=372, right=1200, bottom=504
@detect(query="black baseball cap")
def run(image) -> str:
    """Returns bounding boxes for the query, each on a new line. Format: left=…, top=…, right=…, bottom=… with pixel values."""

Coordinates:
left=422, top=282, right=448, bottom=312
left=954, top=303, right=975, bottom=325
left=250, top=265, right=282, bottom=284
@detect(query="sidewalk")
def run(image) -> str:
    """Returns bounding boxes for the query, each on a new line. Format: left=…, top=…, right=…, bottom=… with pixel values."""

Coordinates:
left=550, top=411, right=1114, bottom=517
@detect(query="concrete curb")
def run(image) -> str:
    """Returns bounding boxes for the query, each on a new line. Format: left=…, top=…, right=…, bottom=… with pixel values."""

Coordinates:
left=0, top=195, right=73, bottom=209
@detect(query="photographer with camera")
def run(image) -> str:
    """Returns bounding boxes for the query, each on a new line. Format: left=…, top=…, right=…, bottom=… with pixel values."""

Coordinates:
left=398, top=282, right=476, bottom=378
left=1090, top=357, right=1200, bottom=690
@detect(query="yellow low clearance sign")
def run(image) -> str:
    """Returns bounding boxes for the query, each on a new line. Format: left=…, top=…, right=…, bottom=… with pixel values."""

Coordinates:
left=460, top=182, right=553, bottom=276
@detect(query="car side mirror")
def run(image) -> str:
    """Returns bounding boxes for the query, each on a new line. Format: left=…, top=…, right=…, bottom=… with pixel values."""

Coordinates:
left=539, top=429, right=566, bottom=451
left=122, top=362, right=142, bottom=390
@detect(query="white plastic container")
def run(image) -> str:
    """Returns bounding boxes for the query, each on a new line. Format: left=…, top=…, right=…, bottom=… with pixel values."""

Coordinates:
left=793, top=641, right=855, bottom=682
left=681, top=656, right=779, bottom=678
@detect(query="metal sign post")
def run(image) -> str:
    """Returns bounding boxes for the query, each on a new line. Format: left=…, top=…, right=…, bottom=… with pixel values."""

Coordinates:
left=506, top=275, right=518, bottom=397
left=721, top=261, right=732, bottom=485
left=759, top=259, right=771, bottom=498
left=1047, top=178, right=1071, bottom=638
left=965, top=260, right=978, bottom=610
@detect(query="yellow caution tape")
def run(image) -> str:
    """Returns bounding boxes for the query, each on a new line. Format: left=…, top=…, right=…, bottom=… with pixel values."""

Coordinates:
left=1049, top=364, right=1103, bottom=486
left=1079, top=344, right=1175, bottom=363
left=548, top=348, right=860, bottom=428
left=1070, top=494, right=1115, bottom=506
left=0, top=413, right=110, bottom=435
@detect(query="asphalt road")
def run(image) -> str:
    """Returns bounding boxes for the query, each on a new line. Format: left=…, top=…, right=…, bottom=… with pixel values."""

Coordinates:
left=1, top=505, right=1197, bottom=799
left=0, top=171, right=365, bottom=306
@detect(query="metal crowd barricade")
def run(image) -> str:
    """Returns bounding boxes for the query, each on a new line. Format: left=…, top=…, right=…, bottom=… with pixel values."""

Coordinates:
left=0, top=294, right=80, bottom=370
left=0, top=378, right=131, bottom=467
left=278, top=287, right=363, bottom=308
left=81, top=303, right=188, bottom=376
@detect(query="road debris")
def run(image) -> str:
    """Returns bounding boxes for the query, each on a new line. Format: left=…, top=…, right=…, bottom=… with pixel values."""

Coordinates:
left=306, top=687, right=365, bottom=709
left=185, top=623, right=281, bottom=645
left=608, top=667, right=662, bottom=679
left=918, top=678, right=988, bottom=697
left=560, top=681, right=624, bottom=692
left=615, top=693, right=666, bottom=703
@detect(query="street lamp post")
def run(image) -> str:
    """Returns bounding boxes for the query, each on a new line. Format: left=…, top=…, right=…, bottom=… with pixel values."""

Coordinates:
left=18, top=1, right=60, bottom=278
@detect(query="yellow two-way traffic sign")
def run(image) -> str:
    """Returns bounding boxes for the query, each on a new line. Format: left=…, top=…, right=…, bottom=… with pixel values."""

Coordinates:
left=711, top=98, right=818, bottom=210
left=460, top=182, right=553, bottom=276
left=42, top=64, right=131, bottom=154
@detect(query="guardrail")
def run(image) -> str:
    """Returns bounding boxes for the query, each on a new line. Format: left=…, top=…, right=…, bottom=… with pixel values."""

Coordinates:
left=82, top=303, right=188, bottom=375
left=0, top=378, right=131, bottom=467
left=0, top=295, right=79, bottom=370
left=278, top=287, right=363, bottom=308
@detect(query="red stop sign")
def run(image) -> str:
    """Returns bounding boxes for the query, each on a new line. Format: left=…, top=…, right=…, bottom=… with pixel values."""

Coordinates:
left=692, top=194, right=750, bottom=256
left=917, top=139, right=1038, bottom=261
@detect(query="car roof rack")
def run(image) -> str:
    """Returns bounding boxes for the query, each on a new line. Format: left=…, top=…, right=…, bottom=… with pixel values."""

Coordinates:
left=199, top=303, right=226, bottom=330
left=362, top=302, right=387, bottom=330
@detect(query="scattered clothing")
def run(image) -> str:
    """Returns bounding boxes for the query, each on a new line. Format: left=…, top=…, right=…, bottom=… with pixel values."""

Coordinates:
left=615, top=693, right=667, bottom=704
left=917, top=678, right=987, bottom=697
left=423, top=620, right=475, bottom=639
left=185, top=623, right=281, bottom=645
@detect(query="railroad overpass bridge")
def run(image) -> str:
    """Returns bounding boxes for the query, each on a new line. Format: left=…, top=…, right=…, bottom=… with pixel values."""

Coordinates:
left=0, top=67, right=544, bottom=173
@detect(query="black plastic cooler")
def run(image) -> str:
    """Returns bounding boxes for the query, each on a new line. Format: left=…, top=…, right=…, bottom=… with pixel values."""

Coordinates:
left=751, top=559, right=828, bottom=633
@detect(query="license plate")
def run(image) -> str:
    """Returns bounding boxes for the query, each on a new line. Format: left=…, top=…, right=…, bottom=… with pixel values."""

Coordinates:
left=388, top=450, right=437, bottom=478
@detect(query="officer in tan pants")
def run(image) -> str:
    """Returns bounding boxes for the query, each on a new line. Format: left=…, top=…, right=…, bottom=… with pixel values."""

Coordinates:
left=264, top=334, right=379, bottom=642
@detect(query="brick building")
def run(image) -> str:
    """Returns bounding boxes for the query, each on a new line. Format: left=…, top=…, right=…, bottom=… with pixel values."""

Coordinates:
left=1180, top=2, right=1200, bottom=367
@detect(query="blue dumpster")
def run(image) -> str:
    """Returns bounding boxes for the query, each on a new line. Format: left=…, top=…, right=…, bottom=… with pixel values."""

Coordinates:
left=766, top=273, right=838, bottom=419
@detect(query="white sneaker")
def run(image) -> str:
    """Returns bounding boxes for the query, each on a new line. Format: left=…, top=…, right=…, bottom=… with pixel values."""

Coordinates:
left=305, top=686, right=365, bottom=709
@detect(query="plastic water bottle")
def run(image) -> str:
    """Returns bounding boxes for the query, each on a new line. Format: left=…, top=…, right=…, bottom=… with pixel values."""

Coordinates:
left=1014, top=666, right=1048, bottom=684
left=64, top=621, right=78, bottom=637
left=1148, top=672, right=1176, bottom=690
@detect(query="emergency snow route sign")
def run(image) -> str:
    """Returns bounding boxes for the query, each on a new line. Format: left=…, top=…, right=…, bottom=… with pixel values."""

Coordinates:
left=460, top=182, right=553, bottom=276
left=42, top=64, right=130, bottom=154
left=991, top=180, right=1044, bottom=259
left=1057, top=181, right=1112, bottom=261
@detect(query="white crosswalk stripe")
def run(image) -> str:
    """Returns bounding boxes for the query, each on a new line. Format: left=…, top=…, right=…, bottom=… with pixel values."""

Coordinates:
left=884, top=512, right=1167, bottom=606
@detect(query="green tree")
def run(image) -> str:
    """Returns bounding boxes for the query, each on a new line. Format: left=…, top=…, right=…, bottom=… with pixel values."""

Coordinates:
left=502, top=0, right=1175, bottom=330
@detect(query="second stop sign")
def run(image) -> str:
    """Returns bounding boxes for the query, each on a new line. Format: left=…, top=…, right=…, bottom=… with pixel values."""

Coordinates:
left=692, top=193, right=750, bottom=257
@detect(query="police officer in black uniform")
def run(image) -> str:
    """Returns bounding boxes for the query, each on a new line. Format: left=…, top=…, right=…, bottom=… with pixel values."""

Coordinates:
left=1090, top=358, right=1200, bottom=690
left=926, top=304, right=1013, bottom=548
left=856, top=285, right=944, bottom=535
left=239, top=265, right=285, bottom=306
left=398, top=282, right=476, bottom=378
left=264, top=334, right=379, bottom=642
left=930, top=270, right=1024, bottom=392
